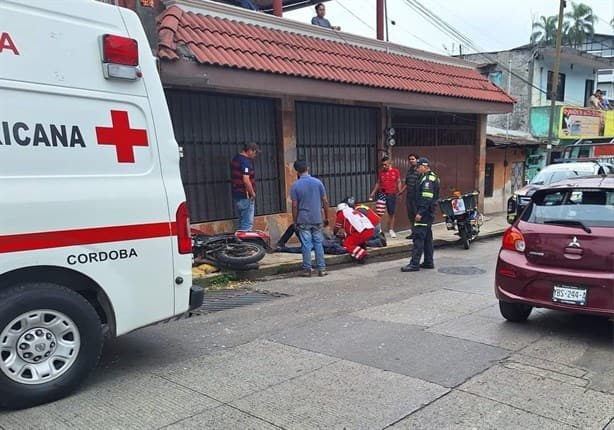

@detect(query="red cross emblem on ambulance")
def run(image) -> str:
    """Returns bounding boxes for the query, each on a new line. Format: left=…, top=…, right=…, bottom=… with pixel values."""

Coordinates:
left=95, top=110, right=148, bottom=163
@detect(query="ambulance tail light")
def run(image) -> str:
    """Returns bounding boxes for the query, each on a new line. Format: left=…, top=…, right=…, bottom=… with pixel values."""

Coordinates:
left=101, top=34, right=141, bottom=80
left=176, top=202, right=192, bottom=254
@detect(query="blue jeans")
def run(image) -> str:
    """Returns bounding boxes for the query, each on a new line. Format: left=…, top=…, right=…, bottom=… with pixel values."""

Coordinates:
left=296, top=223, right=326, bottom=271
left=234, top=198, right=255, bottom=231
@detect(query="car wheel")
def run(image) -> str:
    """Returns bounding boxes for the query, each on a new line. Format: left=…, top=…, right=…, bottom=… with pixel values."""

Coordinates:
left=0, top=283, right=103, bottom=409
left=499, top=300, right=532, bottom=322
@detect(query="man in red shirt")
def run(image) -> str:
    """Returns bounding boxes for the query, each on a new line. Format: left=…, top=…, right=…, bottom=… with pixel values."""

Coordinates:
left=369, top=156, right=401, bottom=238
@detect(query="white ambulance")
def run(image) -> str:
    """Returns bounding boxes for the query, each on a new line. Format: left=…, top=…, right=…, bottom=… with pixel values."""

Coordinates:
left=0, top=0, right=202, bottom=409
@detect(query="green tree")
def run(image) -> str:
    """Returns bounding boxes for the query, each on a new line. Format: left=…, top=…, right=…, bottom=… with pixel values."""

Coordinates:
left=530, top=15, right=558, bottom=46
left=564, top=2, right=596, bottom=48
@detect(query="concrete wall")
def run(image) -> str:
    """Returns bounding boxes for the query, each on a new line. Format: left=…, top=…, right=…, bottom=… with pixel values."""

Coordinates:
left=532, top=58, right=595, bottom=107
left=483, top=147, right=526, bottom=214
left=463, top=50, right=532, bottom=134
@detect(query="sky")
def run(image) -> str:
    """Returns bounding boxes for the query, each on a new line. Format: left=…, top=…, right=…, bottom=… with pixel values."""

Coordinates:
left=285, top=0, right=614, bottom=55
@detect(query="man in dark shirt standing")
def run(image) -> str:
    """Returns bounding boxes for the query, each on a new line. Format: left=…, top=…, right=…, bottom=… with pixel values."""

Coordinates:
left=311, top=3, right=341, bottom=30
left=230, top=142, right=258, bottom=231
left=399, top=153, right=419, bottom=239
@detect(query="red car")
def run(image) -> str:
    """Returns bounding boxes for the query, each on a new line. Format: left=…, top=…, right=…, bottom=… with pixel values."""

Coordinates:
left=496, top=175, right=614, bottom=322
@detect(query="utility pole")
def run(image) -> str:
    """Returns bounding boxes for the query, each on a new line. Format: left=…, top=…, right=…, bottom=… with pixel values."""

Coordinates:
left=376, top=0, right=384, bottom=40
left=272, top=0, right=282, bottom=17
left=506, top=55, right=512, bottom=139
left=546, top=0, right=566, bottom=165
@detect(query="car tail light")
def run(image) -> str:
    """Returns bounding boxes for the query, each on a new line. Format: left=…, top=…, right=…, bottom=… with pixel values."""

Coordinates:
left=501, top=226, right=526, bottom=252
left=176, top=202, right=192, bottom=254
left=103, top=34, right=138, bottom=65
left=101, top=34, right=141, bottom=80
left=498, top=268, right=517, bottom=278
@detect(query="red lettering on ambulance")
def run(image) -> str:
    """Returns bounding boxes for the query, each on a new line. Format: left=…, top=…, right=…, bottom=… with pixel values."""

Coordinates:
left=0, top=32, right=19, bottom=55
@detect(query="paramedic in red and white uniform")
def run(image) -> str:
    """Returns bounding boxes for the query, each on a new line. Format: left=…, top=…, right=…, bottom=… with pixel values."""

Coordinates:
left=334, top=203, right=375, bottom=262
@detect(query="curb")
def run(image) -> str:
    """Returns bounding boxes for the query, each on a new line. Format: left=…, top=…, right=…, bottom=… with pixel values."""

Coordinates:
left=194, top=228, right=506, bottom=286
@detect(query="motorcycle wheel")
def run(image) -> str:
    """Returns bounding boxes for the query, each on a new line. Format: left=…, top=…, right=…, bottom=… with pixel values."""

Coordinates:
left=459, top=225, right=470, bottom=250
left=213, top=243, right=266, bottom=266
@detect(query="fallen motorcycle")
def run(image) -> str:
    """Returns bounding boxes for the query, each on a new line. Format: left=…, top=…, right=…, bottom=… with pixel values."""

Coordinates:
left=191, top=229, right=266, bottom=270
left=437, top=191, right=483, bottom=250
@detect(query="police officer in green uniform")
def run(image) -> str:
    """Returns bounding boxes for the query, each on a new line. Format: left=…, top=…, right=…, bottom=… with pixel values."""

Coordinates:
left=401, top=157, right=440, bottom=272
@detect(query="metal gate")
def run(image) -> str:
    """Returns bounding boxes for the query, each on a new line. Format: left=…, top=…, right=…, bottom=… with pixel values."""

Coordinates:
left=296, top=102, right=378, bottom=205
left=391, top=109, right=478, bottom=228
left=166, top=90, right=282, bottom=222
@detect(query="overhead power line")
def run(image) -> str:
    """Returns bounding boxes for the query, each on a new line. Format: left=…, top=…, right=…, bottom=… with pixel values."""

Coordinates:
left=336, top=0, right=375, bottom=31
left=399, top=0, right=589, bottom=107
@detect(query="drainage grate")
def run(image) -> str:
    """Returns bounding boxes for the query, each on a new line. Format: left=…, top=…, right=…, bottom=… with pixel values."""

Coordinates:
left=438, top=266, right=487, bottom=276
left=192, top=289, right=289, bottom=315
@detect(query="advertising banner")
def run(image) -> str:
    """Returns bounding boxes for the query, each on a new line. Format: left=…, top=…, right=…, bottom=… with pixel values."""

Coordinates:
left=559, top=107, right=605, bottom=139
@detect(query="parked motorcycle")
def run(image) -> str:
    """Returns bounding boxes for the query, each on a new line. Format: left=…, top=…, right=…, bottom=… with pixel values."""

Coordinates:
left=191, top=229, right=267, bottom=270
left=437, top=191, right=483, bottom=250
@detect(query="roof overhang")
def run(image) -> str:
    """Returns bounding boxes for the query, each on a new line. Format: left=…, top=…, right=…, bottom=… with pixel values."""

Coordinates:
left=161, top=61, right=514, bottom=114
left=539, top=47, right=614, bottom=69
left=486, top=126, right=541, bottom=147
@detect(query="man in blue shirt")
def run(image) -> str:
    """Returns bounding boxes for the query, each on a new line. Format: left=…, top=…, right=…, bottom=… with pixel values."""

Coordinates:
left=290, top=160, right=330, bottom=277
left=311, top=3, right=341, bottom=30
left=237, top=0, right=259, bottom=11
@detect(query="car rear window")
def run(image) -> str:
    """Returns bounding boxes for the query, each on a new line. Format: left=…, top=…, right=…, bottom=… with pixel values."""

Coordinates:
left=529, top=169, right=590, bottom=185
left=521, top=189, right=614, bottom=228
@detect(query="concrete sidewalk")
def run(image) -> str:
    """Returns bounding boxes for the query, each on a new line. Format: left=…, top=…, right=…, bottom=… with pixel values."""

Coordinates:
left=194, top=212, right=510, bottom=283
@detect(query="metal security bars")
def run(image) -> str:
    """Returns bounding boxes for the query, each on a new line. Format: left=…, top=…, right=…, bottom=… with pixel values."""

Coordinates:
left=166, top=90, right=282, bottom=222
left=391, top=110, right=477, bottom=147
left=296, top=102, right=378, bottom=205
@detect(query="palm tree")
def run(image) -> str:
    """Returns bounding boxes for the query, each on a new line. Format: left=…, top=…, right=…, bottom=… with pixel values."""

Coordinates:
left=530, top=15, right=558, bottom=46
left=564, top=2, right=596, bottom=48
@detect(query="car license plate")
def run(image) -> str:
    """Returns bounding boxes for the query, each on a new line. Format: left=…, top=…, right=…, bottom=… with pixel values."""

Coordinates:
left=552, top=285, right=587, bottom=306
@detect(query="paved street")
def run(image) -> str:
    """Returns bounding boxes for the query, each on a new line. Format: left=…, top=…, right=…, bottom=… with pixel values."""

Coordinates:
left=1, top=237, right=613, bottom=430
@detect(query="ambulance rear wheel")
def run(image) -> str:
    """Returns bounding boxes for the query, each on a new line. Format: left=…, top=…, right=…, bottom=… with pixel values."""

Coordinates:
left=0, top=282, right=103, bottom=409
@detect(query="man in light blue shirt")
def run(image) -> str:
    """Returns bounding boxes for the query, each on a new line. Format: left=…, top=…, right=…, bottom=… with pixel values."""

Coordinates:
left=311, top=3, right=341, bottom=30
left=290, top=160, right=330, bottom=277
left=237, top=0, right=259, bottom=11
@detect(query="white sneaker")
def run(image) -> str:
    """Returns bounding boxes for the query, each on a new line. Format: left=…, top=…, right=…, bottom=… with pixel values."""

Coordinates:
left=389, top=229, right=397, bottom=238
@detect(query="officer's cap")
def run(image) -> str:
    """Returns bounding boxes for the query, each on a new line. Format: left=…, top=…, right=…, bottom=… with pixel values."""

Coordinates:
left=417, top=157, right=430, bottom=166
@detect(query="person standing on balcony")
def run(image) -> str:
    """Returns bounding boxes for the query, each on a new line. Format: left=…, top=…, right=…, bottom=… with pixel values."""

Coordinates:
left=589, top=89, right=604, bottom=110
left=311, top=3, right=341, bottom=30
left=237, top=0, right=259, bottom=11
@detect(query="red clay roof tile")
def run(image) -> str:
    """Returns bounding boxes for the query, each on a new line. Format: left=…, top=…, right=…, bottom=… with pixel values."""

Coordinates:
left=157, top=6, right=514, bottom=104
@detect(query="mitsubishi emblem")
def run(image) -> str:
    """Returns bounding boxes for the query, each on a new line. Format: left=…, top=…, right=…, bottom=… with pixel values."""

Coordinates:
left=567, top=236, right=581, bottom=248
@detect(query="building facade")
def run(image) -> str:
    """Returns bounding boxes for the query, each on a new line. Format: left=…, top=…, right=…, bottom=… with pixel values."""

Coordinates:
left=113, top=0, right=515, bottom=238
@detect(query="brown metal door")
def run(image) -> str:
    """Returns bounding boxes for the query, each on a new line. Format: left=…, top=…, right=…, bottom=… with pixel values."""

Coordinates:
left=391, top=110, right=477, bottom=230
